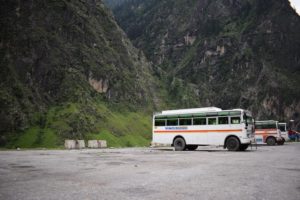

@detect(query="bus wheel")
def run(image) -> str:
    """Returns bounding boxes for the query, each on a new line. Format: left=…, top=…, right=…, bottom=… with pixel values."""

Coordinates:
left=186, top=145, right=198, bottom=151
left=266, top=137, right=276, bottom=146
left=173, top=137, right=186, bottom=151
left=239, top=144, right=249, bottom=151
left=226, top=137, right=240, bottom=151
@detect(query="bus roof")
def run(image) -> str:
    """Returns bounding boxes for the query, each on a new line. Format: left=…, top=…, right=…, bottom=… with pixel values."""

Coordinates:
left=154, top=107, right=248, bottom=118
left=255, top=120, right=278, bottom=124
left=161, top=107, right=222, bottom=115
left=278, top=122, right=287, bottom=125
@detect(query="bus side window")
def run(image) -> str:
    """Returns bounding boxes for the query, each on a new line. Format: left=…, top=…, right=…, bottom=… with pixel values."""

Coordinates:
left=193, top=118, right=206, bottom=125
left=231, top=117, right=241, bottom=124
left=208, top=118, right=217, bottom=125
left=268, top=124, right=276, bottom=129
left=218, top=117, right=229, bottom=124
left=167, top=119, right=178, bottom=126
left=255, top=124, right=263, bottom=129
left=155, top=120, right=166, bottom=126
left=179, top=118, right=192, bottom=126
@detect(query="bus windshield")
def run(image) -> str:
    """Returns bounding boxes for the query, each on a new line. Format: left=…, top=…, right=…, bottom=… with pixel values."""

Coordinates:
left=244, top=114, right=253, bottom=125
left=278, top=124, right=286, bottom=132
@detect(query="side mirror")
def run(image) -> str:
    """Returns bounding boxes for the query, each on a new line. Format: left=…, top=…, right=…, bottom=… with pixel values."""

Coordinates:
left=244, top=114, right=248, bottom=127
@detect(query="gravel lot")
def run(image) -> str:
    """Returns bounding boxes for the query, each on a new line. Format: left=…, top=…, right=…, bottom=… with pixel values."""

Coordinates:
left=0, top=143, right=299, bottom=200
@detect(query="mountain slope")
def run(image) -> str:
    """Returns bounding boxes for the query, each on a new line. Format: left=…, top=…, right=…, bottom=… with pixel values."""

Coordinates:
left=104, top=0, right=128, bottom=8
left=0, top=0, right=158, bottom=147
left=109, top=0, right=300, bottom=128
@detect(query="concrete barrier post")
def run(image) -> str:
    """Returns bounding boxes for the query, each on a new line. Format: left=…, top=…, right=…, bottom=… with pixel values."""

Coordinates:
left=98, top=140, right=107, bottom=148
left=87, top=140, right=107, bottom=148
left=88, top=140, right=98, bottom=148
left=76, top=140, right=85, bottom=149
left=65, top=140, right=76, bottom=149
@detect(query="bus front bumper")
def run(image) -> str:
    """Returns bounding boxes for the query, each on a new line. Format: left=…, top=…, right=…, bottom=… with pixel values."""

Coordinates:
left=240, top=137, right=255, bottom=144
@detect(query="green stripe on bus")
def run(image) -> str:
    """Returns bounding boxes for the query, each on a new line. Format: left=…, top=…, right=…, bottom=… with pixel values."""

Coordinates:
left=229, top=111, right=241, bottom=116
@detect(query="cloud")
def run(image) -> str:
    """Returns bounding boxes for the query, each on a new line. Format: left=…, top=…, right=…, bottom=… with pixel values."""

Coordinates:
left=289, top=0, right=300, bottom=15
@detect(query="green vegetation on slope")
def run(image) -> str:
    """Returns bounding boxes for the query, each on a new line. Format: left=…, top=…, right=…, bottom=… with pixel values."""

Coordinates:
left=8, top=102, right=152, bottom=148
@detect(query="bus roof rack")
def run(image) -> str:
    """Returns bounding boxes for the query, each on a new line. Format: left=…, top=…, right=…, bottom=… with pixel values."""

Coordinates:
left=161, top=107, right=222, bottom=115
left=255, top=120, right=278, bottom=124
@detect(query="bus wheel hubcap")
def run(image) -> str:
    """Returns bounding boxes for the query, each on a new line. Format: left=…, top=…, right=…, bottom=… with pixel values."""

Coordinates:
left=228, top=140, right=236, bottom=149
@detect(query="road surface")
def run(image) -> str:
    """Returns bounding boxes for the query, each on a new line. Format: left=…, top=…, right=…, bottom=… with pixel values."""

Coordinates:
left=0, top=143, right=300, bottom=200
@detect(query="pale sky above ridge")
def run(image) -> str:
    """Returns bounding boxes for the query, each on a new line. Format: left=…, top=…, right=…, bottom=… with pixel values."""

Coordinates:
left=289, top=0, right=300, bottom=15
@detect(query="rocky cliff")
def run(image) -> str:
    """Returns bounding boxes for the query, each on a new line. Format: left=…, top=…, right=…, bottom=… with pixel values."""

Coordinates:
left=0, top=0, right=158, bottom=147
left=104, top=0, right=128, bottom=8
left=109, top=0, right=300, bottom=128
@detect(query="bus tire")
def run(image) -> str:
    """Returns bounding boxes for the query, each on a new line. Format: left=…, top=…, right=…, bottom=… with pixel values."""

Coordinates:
left=173, top=137, right=186, bottom=151
left=266, top=137, right=276, bottom=146
left=239, top=144, right=249, bottom=151
left=186, top=145, right=198, bottom=151
left=226, top=137, right=240, bottom=151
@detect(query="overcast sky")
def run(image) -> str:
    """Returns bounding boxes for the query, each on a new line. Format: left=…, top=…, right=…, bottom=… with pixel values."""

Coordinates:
left=289, top=0, right=300, bottom=15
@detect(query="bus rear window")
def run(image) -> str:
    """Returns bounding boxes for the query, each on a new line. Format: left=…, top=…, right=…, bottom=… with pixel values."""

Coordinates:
left=231, top=117, right=241, bottom=124
left=179, top=118, right=192, bottom=125
left=167, top=119, right=178, bottom=126
left=155, top=120, right=165, bottom=126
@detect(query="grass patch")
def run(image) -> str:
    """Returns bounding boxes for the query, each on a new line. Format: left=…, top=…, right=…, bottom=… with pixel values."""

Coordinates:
left=88, top=110, right=152, bottom=147
left=9, top=102, right=153, bottom=148
left=14, top=127, right=39, bottom=148
left=14, top=127, right=60, bottom=148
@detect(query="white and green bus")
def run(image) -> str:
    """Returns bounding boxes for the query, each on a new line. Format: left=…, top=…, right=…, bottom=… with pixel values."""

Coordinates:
left=152, top=107, right=255, bottom=151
